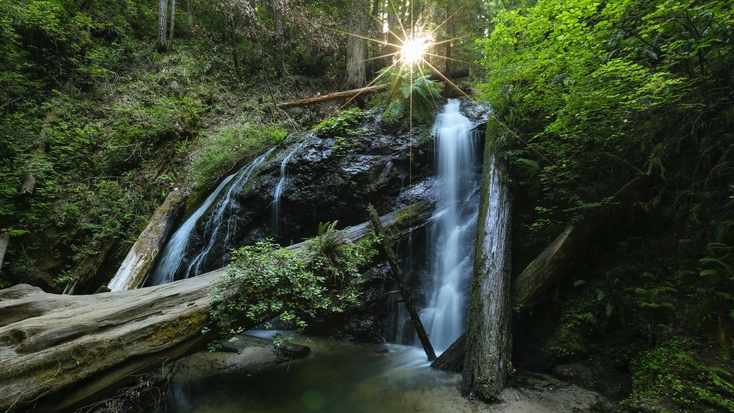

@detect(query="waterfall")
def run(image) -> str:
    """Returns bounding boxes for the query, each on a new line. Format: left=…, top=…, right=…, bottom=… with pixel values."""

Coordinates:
left=147, top=150, right=272, bottom=285
left=272, top=140, right=304, bottom=243
left=392, top=99, right=481, bottom=353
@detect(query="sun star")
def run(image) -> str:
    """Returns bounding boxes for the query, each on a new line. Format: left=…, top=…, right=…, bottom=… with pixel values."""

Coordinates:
left=400, top=35, right=433, bottom=66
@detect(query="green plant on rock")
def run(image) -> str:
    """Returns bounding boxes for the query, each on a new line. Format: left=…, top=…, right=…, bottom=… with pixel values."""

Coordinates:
left=206, top=223, right=377, bottom=349
left=377, top=67, right=441, bottom=125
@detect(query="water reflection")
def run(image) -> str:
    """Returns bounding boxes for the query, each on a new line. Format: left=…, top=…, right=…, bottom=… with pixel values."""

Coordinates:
left=167, top=334, right=476, bottom=413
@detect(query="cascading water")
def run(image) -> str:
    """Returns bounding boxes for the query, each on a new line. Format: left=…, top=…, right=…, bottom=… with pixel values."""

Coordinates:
left=147, top=150, right=272, bottom=285
left=272, top=140, right=304, bottom=243
left=392, top=99, right=481, bottom=353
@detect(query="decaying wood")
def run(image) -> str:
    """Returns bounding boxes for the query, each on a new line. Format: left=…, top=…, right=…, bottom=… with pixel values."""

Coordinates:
left=107, top=189, right=187, bottom=292
left=0, top=209, right=426, bottom=413
left=367, top=204, right=436, bottom=361
left=429, top=332, right=465, bottom=372
left=511, top=224, right=576, bottom=312
left=0, top=270, right=226, bottom=413
left=460, top=151, right=513, bottom=399
left=277, top=85, right=389, bottom=109
left=0, top=232, right=9, bottom=274
left=277, top=68, right=470, bottom=109
left=63, top=237, right=116, bottom=295
left=19, top=173, right=36, bottom=195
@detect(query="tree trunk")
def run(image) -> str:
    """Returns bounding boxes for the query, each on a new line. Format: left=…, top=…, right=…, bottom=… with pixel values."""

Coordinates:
left=0, top=233, right=9, bottom=273
left=460, top=142, right=513, bottom=399
left=0, top=272, right=223, bottom=413
left=63, top=237, right=116, bottom=295
left=167, top=0, right=176, bottom=51
left=155, top=0, right=169, bottom=52
left=107, top=189, right=187, bottom=292
left=511, top=224, right=576, bottom=312
left=186, top=0, right=194, bottom=30
left=273, top=0, right=284, bottom=74
left=0, top=209, right=422, bottom=412
left=345, top=0, right=368, bottom=89
left=367, top=204, right=436, bottom=361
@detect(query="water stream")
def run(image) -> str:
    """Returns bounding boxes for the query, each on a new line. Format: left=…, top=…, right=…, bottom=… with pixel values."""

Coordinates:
left=272, top=140, right=305, bottom=243
left=147, top=150, right=272, bottom=285
left=391, top=99, right=481, bottom=352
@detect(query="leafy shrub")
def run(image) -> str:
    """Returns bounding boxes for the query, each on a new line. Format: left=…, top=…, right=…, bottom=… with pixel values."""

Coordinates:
left=206, top=223, right=377, bottom=348
left=376, top=68, right=441, bottom=125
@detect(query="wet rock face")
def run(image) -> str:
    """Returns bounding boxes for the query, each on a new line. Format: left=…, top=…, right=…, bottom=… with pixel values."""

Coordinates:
left=183, top=111, right=437, bottom=275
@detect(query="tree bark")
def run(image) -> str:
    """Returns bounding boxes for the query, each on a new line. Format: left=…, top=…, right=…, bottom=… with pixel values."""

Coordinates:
left=63, top=238, right=116, bottom=295
left=273, top=0, right=284, bottom=74
left=167, top=0, right=176, bottom=51
left=107, top=189, right=186, bottom=292
left=0, top=209, right=423, bottom=412
left=155, top=0, right=169, bottom=52
left=367, top=204, right=436, bottom=361
left=186, top=0, right=194, bottom=30
left=460, top=145, right=513, bottom=399
left=345, top=0, right=368, bottom=89
left=0, top=233, right=9, bottom=274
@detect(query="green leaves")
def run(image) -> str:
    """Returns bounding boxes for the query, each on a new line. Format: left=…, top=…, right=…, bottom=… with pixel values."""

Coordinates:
left=207, top=225, right=378, bottom=348
left=377, top=67, right=441, bottom=124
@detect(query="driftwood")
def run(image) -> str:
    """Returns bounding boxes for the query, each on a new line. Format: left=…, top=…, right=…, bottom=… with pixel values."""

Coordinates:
left=107, top=189, right=187, bottom=292
left=367, top=204, right=436, bottom=361
left=277, top=68, right=470, bottom=109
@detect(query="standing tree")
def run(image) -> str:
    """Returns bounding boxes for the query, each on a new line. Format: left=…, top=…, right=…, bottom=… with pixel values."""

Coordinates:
left=345, top=0, right=368, bottom=89
left=155, top=0, right=170, bottom=52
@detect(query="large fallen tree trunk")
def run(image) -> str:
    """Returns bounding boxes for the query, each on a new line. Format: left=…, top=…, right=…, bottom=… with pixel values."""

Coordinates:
left=107, top=189, right=187, bottom=292
left=0, top=270, right=225, bottom=413
left=277, top=68, right=469, bottom=109
left=0, top=209, right=428, bottom=412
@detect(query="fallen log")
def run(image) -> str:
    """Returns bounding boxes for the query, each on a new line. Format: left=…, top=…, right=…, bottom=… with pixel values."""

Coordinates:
left=107, top=189, right=187, bottom=292
left=0, top=208, right=429, bottom=412
left=367, top=204, right=436, bottom=361
left=0, top=270, right=226, bottom=413
left=277, top=68, right=470, bottom=109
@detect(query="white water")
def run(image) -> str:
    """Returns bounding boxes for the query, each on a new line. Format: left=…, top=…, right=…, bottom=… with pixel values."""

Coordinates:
left=272, top=140, right=304, bottom=243
left=147, top=150, right=272, bottom=285
left=394, top=99, right=480, bottom=353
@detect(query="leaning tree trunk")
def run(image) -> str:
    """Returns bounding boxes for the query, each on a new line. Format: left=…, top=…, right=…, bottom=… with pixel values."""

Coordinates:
left=0, top=232, right=9, bottom=273
left=107, top=189, right=186, bottom=292
left=460, top=135, right=513, bottom=400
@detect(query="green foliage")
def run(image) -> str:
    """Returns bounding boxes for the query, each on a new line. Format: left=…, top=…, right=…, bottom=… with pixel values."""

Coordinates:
left=623, top=338, right=734, bottom=412
left=695, top=243, right=734, bottom=358
left=474, top=375, right=501, bottom=402
left=207, top=224, right=377, bottom=349
left=189, top=123, right=288, bottom=191
left=377, top=67, right=442, bottom=125
left=312, top=107, right=369, bottom=137
left=478, top=0, right=734, bottom=239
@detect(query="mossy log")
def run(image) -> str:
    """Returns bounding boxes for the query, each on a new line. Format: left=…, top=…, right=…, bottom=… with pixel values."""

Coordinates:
left=0, top=232, right=9, bottom=273
left=0, top=209, right=426, bottom=412
left=0, top=269, right=227, bottom=413
left=62, top=238, right=116, bottom=295
left=107, top=189, right=187, bottom=292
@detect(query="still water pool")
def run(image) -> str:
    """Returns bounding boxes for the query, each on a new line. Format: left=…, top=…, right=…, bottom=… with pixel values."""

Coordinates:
left=166, top=332, right=481, bottom=413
